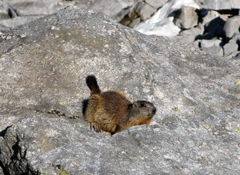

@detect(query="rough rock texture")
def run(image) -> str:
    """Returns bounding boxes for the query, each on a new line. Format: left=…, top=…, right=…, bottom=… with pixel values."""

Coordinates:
left=134, top=1, right=156, bottom=21
left=176, top=26, right=204, bottom=44
left=1, top=7, right=240, bottom=174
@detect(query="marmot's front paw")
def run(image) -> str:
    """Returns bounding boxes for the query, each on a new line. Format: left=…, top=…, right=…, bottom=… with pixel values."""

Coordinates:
left=90, top=122, right=101, bottom=133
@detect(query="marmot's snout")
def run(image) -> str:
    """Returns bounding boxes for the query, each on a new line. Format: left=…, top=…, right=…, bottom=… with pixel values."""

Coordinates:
left=150, top=106, right=157, bottom=118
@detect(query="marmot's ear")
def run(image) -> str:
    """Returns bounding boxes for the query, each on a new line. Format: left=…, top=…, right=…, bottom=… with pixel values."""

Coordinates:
left=127, top=103, right=136, bottom=112
left=128, top=102, right=138, bottom=110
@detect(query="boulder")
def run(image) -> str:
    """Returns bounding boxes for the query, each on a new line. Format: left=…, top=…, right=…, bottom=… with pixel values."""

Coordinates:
left=176, top=25, right=204, bottom=43
left=224, top=40, right=239, bottom=58
left=200, top=38, right=223, bottom=56
left=196, top=0, right=240, bottom=10
left=145, top=0, right=168, bottom=9
left=134, top=1, right=156, bottom=21
left=223, top=33, right=240, bottom=57
left=223, top=15, right=240, bottom=38
left=174, top=6, right=198, bottom=29
left=0, top=1, right=10, bottom=17
left=129, top=17, right=141, bottom=28
left=200, top=10, right=221, bottom=26
left=1, top=7, right=240, bottom=174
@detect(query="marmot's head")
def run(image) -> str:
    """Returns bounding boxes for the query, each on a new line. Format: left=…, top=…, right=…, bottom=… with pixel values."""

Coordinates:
left=128, top=101, right=156, bottom=123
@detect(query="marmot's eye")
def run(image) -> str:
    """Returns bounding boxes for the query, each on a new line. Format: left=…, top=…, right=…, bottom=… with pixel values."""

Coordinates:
left=141, top=103, right=146, bottom=108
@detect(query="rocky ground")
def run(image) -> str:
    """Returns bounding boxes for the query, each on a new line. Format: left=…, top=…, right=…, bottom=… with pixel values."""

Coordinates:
left=0, top=6, right=240, bottom=175
left=0, top=0, right=240, bottom=58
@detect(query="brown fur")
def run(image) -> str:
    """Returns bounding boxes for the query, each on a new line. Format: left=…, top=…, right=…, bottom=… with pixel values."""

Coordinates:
left=84, top=75, right=156, bottom=135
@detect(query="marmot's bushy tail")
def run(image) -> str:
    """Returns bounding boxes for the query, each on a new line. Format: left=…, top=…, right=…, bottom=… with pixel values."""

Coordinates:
left=86, top=75, right=101, bottom=94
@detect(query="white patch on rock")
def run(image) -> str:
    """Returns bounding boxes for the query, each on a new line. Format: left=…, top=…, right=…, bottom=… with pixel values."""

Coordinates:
left=134, top=0, right=199, bottom=37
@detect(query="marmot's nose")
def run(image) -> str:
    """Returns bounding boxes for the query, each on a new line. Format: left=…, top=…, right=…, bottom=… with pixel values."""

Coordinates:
left=149, top=106, right=156, bottom=119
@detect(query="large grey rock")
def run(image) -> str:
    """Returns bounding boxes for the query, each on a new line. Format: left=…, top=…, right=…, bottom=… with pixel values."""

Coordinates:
left=134, top=1, right=156, bottom=21
left=145, top=0, right=168, bottom=9
left=129, top=17, right=141, bottom=28
left=196, top=0, right=240, bottom=10
left=200, top=38, right=223, bottom=56
left=176, top=25, right=204, bottom=44
left=1, top=7, right=240, bottom=174
left=174, top=6, right=198, bottom=29
left=0, top=1, right=9, bottom=19
left=223, top=40, right=239, bottom=58
left=223, top=15, right=240, bottom=38
left=0, top=111, right=99, bottom=173
left=200, top=10, right=221, bottom=26
left=0, top=124, right=38, bottom=174
left=223, top=34, right=240, bottom=57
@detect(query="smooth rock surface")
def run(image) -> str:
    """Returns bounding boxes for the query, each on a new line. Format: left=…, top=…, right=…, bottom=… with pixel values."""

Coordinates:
left=223, top=15, right=240, bottom=38
left=176, top=25, right=204, bottom=43
left=223, top=34, right=240, bottom=57
left=199, top=10, right=220, bottom=26
left=174, top=6, right=198, bottom=29
left=200, top=38, right=223, bottom=56
left=145, top=0, right=168, bottom=9
left=0, top=7, right=240, bottom=174
left=197, top=0, right=240, bottom=10
left=135, top=2, right=156, bottom=21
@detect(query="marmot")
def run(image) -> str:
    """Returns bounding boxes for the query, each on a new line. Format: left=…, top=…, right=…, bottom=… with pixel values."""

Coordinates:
left=84, top=75, right=157, bottom=135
